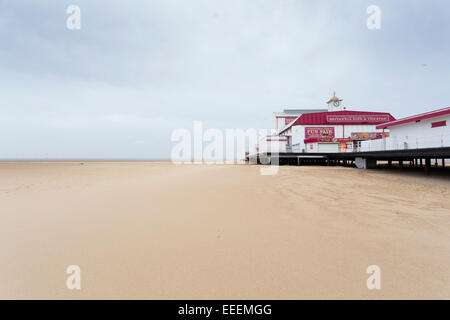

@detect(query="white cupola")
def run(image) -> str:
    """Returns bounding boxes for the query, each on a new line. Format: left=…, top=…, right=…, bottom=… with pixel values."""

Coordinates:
left=326, top=92, right=343, bottom=112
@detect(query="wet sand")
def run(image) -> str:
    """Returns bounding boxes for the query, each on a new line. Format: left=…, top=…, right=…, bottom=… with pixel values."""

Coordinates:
left=1, top=162, right=449, bottom=299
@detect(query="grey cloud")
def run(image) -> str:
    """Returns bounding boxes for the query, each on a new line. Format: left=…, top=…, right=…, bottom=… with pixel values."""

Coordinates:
left=0, top=0, right=449, bottom=158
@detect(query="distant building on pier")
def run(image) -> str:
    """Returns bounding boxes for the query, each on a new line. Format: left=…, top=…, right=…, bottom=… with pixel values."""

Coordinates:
left=264, top=93, right=395, bottom=153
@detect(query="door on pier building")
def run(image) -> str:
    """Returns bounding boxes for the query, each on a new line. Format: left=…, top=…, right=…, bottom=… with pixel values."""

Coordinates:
left=318, top=143, right=339, bottom=153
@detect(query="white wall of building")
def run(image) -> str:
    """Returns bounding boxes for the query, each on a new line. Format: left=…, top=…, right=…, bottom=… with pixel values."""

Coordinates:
left=287, top=124, right=384, bottom=152
left=318, top=143, right=339, bottom=153
left=272, top=113, right=298, bottom=132
left=361, top=114, right=450, bottom=152
left=272, top=116, right=283, bottom=131
left=275, top=117, right=293, bottom=131
left=304, top=143, right=318, bottom=152
left=303, top=141, right=354, bottom=153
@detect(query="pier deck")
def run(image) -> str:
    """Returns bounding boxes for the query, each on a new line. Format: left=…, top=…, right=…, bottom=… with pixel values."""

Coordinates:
left=246, top=147, right=450, bottom=173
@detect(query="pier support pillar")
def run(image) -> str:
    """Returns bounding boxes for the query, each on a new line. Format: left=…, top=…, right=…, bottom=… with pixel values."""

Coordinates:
left=355, top=157, right=376, bottom=169
left=425, top=158, right=431, bottom=175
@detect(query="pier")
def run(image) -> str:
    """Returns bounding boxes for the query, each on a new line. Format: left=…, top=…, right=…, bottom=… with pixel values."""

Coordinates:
left=246, top=146, right=450, bottom=174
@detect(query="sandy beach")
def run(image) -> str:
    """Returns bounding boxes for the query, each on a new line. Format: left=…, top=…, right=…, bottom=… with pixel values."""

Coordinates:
left=0, top=162, right=449, bottom=299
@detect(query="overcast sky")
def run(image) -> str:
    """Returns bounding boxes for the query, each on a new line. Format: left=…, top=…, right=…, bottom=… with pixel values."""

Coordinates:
left=0, top=0, right=449, bottom=159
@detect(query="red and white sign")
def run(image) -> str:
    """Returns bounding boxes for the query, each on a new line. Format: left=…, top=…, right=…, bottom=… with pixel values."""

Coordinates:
left=327, top=114, right=391, bottom=123
left=304, top=137, right=352, bottom=144
left=351, top=132, right=390, bottom=140
left=305, top=127, right=335, bottom=139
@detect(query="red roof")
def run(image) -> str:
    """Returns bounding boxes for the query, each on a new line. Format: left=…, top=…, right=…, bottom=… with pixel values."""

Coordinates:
left=376, top=107, right=450, bottom=129
left=279, top=110, right=395, bottom=134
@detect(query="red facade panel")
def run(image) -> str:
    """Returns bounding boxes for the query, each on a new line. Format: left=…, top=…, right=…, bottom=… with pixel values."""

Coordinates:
left=431, top=120, right=446, bottom=128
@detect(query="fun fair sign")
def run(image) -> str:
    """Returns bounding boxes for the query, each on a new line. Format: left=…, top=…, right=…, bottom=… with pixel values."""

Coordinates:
left=305, top=127, right=335, bottom=139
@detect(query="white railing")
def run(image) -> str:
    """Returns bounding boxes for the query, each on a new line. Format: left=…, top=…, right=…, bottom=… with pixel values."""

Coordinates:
left=292, top=143, right=302, bottom=153
left=360, top=133, right=450, bottom=152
